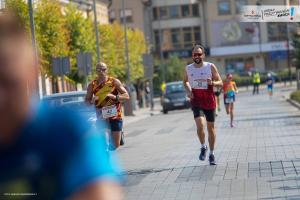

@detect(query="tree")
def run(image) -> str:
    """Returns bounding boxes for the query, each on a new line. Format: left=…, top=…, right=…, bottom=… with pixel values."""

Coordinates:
left=6, top=0, right=29, bottom=29
left=165, top=56, right=186, bottom=82
left=98, top=23, right=147, bottom=82
left=35, top=0, right=70, bottom=76
left=64, top=5, right=96, bottom=83
left=127, top=28, right=147, bottom=81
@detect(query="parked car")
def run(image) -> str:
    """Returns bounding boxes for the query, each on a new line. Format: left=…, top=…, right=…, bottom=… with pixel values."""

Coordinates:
left=42, top=91, right=97, bottom=123
left=161, top=81, right=190, bottom=114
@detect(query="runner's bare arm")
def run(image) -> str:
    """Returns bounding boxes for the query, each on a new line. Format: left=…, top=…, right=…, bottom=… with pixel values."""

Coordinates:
left=211, top=64, right=223, bottom=87
left=233, top=82, right=239, bottom=93
left=183, top=69, right=193, bottom=98
left=183, top=70, right=191, bottom=92
left=106, top=79, right=129, bottom=101
left=85, top=83, right=94, bottom=105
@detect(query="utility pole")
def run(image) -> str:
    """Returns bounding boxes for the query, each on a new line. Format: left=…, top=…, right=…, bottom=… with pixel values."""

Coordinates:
left=157, top=10, right=166, bottom=83
left=93, top=0, right=101, bottom=63
left=28, top=0, right=42, bottom=98
left=122, top=0, right=134, bottom=116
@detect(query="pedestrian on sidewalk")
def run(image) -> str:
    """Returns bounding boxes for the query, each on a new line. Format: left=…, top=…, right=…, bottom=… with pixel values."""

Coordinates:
left=183, top=44, right=223, bottom=165
left=223, top=73, right=239, bottom=128
left=145, top=81, right=151, bottom=108
left=252, top=70, right=261, bottom=95
left=85, top=62, right=129, bottom=150
left=266, top=72, right=274, bottom=99
left=0, top=11, right=123, bottom=200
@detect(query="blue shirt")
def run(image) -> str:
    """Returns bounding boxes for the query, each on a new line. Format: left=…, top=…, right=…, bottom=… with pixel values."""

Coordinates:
left=0, top=102, right=122, bottom=200
left=266, top=77, right=274, bottom=87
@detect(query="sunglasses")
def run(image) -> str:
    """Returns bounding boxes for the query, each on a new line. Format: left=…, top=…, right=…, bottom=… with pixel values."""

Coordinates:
left=193, top=53, right=203, bottom=57
left=96, top=68, right=107, bottom=72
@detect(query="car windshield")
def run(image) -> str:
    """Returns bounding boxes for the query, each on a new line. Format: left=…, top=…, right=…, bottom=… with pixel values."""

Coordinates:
left=165, top=83, right=185, bottom=94
left=43, top=93, right=94, bottom=112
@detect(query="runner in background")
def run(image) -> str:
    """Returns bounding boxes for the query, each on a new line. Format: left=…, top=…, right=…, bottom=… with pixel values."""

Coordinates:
left=266, top=73, right=274, bottom=99
left=223, top=74, right=238, bottom=128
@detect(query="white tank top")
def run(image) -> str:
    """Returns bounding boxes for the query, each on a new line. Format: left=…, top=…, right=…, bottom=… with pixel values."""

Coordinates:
left=186, top=62, right=212, bottom=89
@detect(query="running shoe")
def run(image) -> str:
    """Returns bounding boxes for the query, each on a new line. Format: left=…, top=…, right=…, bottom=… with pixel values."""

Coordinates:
left=199, top=146, right=207, bottom=161
left=209, top=154, right=216, bottom=165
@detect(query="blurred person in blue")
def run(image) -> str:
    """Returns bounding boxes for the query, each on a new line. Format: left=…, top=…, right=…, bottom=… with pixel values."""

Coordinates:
left=0, top=10, right=123, bottom=200
left=266, top=72, right=274, bottom=99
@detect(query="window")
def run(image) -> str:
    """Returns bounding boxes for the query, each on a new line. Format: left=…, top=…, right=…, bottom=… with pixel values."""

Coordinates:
left=193, top=27, right=201, bottom=44
left=183, top=27, right=192, bottom=48
left=171, top=29, right=181, bottom=48
left=192, top=4, right=199, bottom=17
left=120, top=9, right=133, bottom=23
left=218, top=0, right=231, bottom=15
left=159, top=7, right=168, bottom=19
left=181, top=5, right=190, bottom=17
left=154, top=30, right=160, bottom=52
left=235, top=0, right=247, bottom=14
left=169, top=5, right=179, bottom=18
left=267, top=23, right=288, bottom=41
left=152, top=7, right=158, bottom=20
left=109, top=10, right=115, bottom=23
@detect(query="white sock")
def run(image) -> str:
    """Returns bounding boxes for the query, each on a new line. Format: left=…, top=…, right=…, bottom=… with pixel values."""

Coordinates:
left=201, top=144, right=206, bottom=148
left=210, top=150, right=214, bottom=155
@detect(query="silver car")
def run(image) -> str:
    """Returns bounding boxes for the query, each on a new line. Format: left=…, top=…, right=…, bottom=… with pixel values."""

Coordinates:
left=42, top=91, right=96, bottom=123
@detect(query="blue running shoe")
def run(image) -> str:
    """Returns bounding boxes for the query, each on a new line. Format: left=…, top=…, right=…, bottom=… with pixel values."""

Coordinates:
left=199, top=146, right=207, bottom=161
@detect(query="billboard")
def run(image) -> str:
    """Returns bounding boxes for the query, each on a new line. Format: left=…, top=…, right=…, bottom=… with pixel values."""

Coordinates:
left=211, top=20, right=260, bottom=47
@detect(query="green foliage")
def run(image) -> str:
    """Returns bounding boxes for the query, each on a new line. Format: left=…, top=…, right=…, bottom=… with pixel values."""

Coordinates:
left=34, top=0, right=70, bottom=76
left=64, top=5, right=96, bottom=83
left=290, top=90, right=300, bottom=103
left=165, top=56, right=186, bottom=82
left=6, top=0, right=29, bottom=28
left=99, top=23, right=147, bottom=82
left=230, top=74, right=252, bottom=87
left=6, top=0, right=148, bottom=85
left=152, top=56, right=187, bottom=95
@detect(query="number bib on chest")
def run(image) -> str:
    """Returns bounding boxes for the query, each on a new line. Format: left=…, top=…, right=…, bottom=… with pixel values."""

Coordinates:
left=192, top=79, right=208, bottom=89
left=97, top=105, right=118, bottom=119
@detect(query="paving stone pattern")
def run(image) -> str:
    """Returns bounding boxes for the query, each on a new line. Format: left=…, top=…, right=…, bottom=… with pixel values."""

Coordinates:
left=118, top=87, right=300, bottom=199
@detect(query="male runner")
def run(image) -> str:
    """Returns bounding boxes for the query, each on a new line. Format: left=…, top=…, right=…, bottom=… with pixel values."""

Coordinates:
left=183, top=45, right=223, bottom=165
left=85, top=62, right=129, bottom=150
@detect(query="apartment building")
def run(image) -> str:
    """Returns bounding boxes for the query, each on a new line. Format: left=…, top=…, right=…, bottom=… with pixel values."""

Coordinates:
left=60, top=0, right=109, bottom=24
left=108, top=0, right=151, bottom=40
left=110, top=0, right=296, bottom=74
left=206, top=0, right=294, bottom=74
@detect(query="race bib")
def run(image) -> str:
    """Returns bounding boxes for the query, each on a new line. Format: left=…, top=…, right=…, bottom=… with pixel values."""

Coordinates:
left=100, top=105, right=118, bottom=119
left=225, top=97, right=234, bottom=104
left=192, top=79, right=208, bottom=89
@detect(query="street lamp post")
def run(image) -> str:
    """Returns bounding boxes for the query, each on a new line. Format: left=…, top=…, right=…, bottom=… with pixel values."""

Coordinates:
left=28, top=0, right=42, bottom=98
left=122, top=0, right=134, bottom=116
left=92, top=0, right=101, bottom=63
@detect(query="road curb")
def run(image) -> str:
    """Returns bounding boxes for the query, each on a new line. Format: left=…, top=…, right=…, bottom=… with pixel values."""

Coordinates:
left=287, top=98, right=300, bottom=110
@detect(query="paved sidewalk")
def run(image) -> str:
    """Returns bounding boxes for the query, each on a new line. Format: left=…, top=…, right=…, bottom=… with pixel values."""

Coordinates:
left=123, top=98, right=162, bottom=126
left=118, top=84, right=300, bottom=200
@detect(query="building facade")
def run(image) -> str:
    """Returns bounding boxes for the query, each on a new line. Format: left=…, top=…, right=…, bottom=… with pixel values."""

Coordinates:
left=109, top=0, right=297, bottom=75
left=60, top=0, right=109, bottom=24
left=206, top=0, right=293, bottom=75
